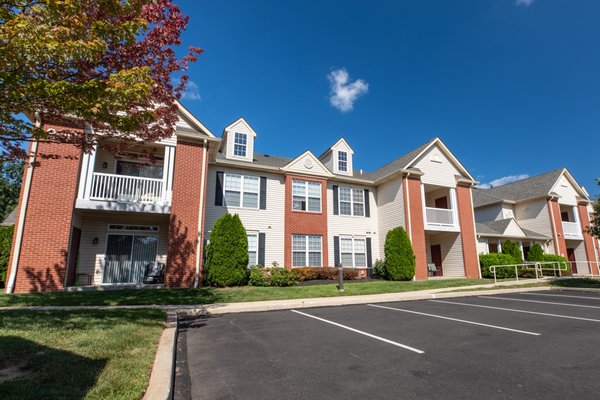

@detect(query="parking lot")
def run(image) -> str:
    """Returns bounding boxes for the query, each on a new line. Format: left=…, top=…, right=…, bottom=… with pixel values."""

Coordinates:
left=174, top=290, right=600, bottom=399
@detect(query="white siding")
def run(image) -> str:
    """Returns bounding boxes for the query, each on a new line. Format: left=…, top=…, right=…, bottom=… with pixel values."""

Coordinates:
left=376, top=177, right=405, bottom=256
left=426, top=232, right=465, bottom=278
left=224, top=120, right=255, bottom=162
left=77, top=213, right=170, bottom=285
left=514, top=199, right=555, bottom=253
left=424, top=187, right=450, bottom=207
left=204, top=165, right=285, bottom=267
left=410, top=145, right=462, bottom=188
left=327, top=182, right=379, bottom=266
left=475, top=204, right=503, bottom=223
left=553, top=176, right=580, bottom=206
left=502, top=205, right=515, bottom=219
left=477, top=238, right=489, bottom=255
left=504, top=220, right=526, bottom=238
left=283, top=152, right=331, bottom=177
left=331, top=140, right=354, bottom=176
left=569, top=241, right=590, bottom=274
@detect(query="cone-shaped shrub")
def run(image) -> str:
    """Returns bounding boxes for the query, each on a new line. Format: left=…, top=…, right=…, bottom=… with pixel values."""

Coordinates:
left=205, top=214, right=248, bottom=287
left=526, top=243, right=544, bottom=262
left=501, top=239, right=523, bottom=264
left=384, top=227, right=415, bottom=280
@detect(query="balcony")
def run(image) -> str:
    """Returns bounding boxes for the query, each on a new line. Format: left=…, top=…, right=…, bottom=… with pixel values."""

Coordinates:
left=425, top=207, right=455, bottom=226
left=562, top=221, right=583, bottom=239
left=422, top=185, right=460, bottom=232
left=90, top=173, right=170, bottom=205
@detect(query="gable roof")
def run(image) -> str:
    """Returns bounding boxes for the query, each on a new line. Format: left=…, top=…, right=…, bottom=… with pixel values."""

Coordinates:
left=1, top=207, right=17, bottom=227
left=281, top=150, right=334, bottom=177
left=318, top=138, right=354, bottom=159
left=476, top=218, right=550, bottom=240
left=176, top=101, right=216, bottom=138
left=223, top=117, right=257, bottom=137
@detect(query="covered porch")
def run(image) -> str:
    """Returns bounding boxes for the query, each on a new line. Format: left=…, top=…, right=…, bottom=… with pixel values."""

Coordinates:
left=424, top=231, right=465, bottom=278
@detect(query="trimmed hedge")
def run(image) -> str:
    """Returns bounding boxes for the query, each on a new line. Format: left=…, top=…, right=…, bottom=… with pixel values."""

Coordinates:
left=541, top=254, right=570, bottom=275
left=526, top=243, right=544, bottom=262
left=384, top=227, right=415, bottom=281
left=501, top=240, right=523, bottom=264
left=293, top=267, right=359, bottom=282
left=0, top=225, right=13, bottom=286
left=479, top=253, right=517, bottom=278
left=204, top=214, right=249, bottom=287
left=247, top=266, right=296, bottom=287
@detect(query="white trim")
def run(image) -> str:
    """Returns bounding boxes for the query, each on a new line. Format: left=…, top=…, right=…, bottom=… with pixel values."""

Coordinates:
left=223, top=172, right=261, bottom=209
left=176, top=101, right=216, bottom=138
left=338, top=236, right=367, bottom=268
left=195, top=140, right=208, bottom=288
left=338, top=186, right=365, bottom=217
left=405, top=138, right=476, bottom=182
left=247, top=232, right=259, bottom=266
left=292, top=179, right=322, bottom=213
left=291, top=234, right=323, bottom=267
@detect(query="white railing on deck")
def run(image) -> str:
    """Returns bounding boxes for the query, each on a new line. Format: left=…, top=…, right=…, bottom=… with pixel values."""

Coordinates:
left=90, top=173, right=166, bottom=205
left=562, top=221, right=582, bottom=237
left=425, top=207, right=455, bottom=226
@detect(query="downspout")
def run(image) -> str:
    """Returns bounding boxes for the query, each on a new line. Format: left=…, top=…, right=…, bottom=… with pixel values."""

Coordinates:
left=194, top=139, right=208, bottom=288
left=6, top=112, right=41, bottom=293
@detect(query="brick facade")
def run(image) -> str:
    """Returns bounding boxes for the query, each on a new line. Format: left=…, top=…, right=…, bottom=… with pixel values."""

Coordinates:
left=284, top=175, right=329, bottom=268
left=406, top=176, right=427, bottom=280
left=548, top=199, right=567, bottom=257
left=578, top=203, right=599, bottom=275
left=7, top=136, right=82, bottom=292
left=166, top=141, right=206, bottom=287
left=456, top=184, right=480, bottom=279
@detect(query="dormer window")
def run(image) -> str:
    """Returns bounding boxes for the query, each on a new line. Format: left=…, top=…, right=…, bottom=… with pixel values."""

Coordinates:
left=234, top=132, right=247, bottom=157
left=338, top=151, right=348, bottom=172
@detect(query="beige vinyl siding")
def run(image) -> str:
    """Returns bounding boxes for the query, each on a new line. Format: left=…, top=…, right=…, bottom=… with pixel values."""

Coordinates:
left=77, top=212, right=169, bottom=285
left=204, top=165, right=285, bottom=267
left=327, top=182, right=379, bottom=267
left=570, top=241, right=590, bottom=274
left=426, top=232, right=465, bottom=278
left=376, top=177, right=405, bottom=256
left=477, top=238, right=489, bottom=254
left=283, top=153, right=332, bottom=177
left=424, top=187, right=450, bottom=207
left=410, top=145, right=462, bottom=188
left=94, top=147, right=117, bottom=173
left=474, top=204, right=503, bottom=223
left=552, top=176, right=580, bottom=206
left=514, top=199, right=554, bottom=252
left=504, top=220, right=527, bottom=238
left=225, top=120, right=255, bottom=162
left=502, top=205, right=515, bottom=219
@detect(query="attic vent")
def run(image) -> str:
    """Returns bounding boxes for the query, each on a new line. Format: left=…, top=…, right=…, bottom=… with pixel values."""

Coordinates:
left=431, top=155, right=442, bottom=163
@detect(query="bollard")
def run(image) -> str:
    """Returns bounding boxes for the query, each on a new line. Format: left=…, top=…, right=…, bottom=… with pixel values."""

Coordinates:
left=337, top=263, right=344, bottom=292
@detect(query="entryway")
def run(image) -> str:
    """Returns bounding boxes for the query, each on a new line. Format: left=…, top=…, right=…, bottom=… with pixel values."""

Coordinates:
left=104, top=234, right=158, bottom=284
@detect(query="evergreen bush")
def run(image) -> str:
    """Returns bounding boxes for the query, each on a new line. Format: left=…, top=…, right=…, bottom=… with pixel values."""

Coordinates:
left=204, top=214, right=249, bottom=287
left=0, top=226, right=14, bottom=286
left=479, top=253, right=517, bottom=278
left=501, top=240, right=523, bottom=264
left=384, top=227, right=415, bottom=281
left=526, top=243, right=544, bottom=262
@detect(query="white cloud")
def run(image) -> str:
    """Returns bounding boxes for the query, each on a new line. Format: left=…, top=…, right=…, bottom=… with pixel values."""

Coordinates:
left=181, top=80, right=202, bottom=101
left=328, top=68, right=369, bottom=112
left=515, top=0, right=534, bottom=6
left=477, top=174, right=530, bottom=189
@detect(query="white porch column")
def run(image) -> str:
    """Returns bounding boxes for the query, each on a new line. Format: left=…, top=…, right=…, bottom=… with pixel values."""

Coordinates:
left=162, top=145, right=175, bottom=205
left=449, top=187, right=458, bottom=227
left=78, top=142, right=98, bottom=200
left=420, top=183, right=427, bottom=227
left=572, top=206, right=581, bottom=231
left=519, top=241, right=524, bottom=259
left=498, top=241, right=502, bottom=253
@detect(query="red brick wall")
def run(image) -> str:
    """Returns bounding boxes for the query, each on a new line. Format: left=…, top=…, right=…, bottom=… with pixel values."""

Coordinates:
left=166, top=141, right=206, bottom=287
left=578, top=203, right=599, bottom=275
left=284, top=175, right=328, bottom=268
left=548, top=199, right=567, bottom=257
left=456, top=184, right=480, bottom=279
left=7, top=137, right=82, bottom=292
left=406, top=177, right=427, bottom=280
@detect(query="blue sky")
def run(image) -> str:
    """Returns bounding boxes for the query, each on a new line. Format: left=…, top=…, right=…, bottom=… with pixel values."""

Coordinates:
left=176, top=0, right=599, bottom=194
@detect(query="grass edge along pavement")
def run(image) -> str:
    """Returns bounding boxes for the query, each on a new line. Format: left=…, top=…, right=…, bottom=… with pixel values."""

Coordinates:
left=0, top=309, right=166, bottom=400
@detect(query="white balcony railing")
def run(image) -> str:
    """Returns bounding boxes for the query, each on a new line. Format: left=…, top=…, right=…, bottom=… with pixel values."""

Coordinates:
left=562, top=221, right=582, bottom=238
left=425, top=207, right=455, bottom=226
left=90, top=173, right=168, bottom=205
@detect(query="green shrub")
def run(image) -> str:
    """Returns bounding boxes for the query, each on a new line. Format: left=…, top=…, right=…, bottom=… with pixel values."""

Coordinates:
left=204, top=214, right=249, bottom=287
left=373, top=259, right=386, bottom=279
left=501, top=240, right=523, bottom=264
left=526, top=243, right=544, bottom=262
left=479, top=253, right=517, bottom=278
left=248, top=265, right=269, bottom=286
left=0, top=226, right=14, bottom=285
left=542, top=254, right=570, bottom=275
left=293, top=267, right=317, bottom=282
left=384, top=227, right=415, bottom=281
left=270, top=268, right=296, bottom=287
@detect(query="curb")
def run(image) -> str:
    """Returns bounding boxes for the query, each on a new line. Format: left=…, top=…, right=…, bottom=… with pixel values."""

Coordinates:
left=143, top=311, right=178, bottom=400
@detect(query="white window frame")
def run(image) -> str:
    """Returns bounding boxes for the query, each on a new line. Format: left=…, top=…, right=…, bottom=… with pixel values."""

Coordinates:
left=338, top=151, right=348, bottom=172
left=292, top=235, right=322, bottom=267
left=223, top=173, right=260, bottom=209
left=247, top=232, right=259, bottom=267
left=339, top=236, right=367, bottom=268
left=292, top=179, right=321, bottom=213
left=338, top=187, right=365, bottom=217
left=233, top=132, right=247, bottom=158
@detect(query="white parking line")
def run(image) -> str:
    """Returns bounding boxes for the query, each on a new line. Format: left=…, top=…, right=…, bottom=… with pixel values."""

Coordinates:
left=367, top=304, right=540, bottom=336
left=290, top=310, right=425, bottom=354
left=524, top=292, right=600, bottom=301
left=431, top=300, right=600, bottom=323
left=480, top=296, right=600, bottom=310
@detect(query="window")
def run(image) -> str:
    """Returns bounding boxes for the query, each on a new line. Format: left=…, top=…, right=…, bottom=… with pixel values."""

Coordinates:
left=338, top=151, right=348, bottom=172
left=292, top=180, right=321, bottom=212
left=339, top=237, right=366, bottom=268
left=116, top=160, right=163, bottom=179
left=292, top=235, right=322, bottom=267
left=223, top=173, right=259, bottom=208
left=247, top=233, right=258, bottom=266
left=233, top=132, right=247, bottom=157
left=339, top=187, right=364, bottom=216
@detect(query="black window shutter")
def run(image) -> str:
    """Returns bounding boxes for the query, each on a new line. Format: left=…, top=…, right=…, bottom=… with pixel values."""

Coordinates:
left=258, top=233, right=266, bottom=266
left=366, top=238, right=373, bottom=268
left=364, top=189, right=370, bottom=217
left=259, top=177, right=267, bottom=210
left=334, top=236, right=340, bottom=267
left=215, top=171, right=224, bottom=206
left=333, top=186, right=339, bottom=215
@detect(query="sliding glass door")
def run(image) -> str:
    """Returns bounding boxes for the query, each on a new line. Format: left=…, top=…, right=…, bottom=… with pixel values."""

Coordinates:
left=104, top=234, right=158, bottom=284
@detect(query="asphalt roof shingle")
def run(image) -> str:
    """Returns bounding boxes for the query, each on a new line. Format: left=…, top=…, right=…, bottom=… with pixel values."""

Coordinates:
left=475, top=218, right=550, bottom=240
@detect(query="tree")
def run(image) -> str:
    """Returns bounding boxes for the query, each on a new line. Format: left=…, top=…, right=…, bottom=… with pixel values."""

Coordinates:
left=204, top=214, right=248, bottom=287
left=589, top=179, right=600, bottom=239
left=384, top=227, right=415, bottom=281
left=0, top=162, right=23, bottom=220
left=501, top=240, right=523, bottom=264
left=0, top=0, right=202, bottom=162
left=526, top=243, right=544, bottom=262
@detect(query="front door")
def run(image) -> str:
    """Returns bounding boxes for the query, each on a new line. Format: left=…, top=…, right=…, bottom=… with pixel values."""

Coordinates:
left=567, top=248, right=577, bottom=274
left=104, top=234, right=158, bottom=283
left=430, top=245, right=443, bottom=277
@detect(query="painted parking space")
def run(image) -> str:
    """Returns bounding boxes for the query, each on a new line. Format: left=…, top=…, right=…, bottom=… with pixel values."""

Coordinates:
left=175, top=292, right=600, bottom=400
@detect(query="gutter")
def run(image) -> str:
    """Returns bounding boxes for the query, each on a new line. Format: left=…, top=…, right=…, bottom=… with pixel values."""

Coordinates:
left=6, top=112, right=41, bottom=293
left=194, top=139, right=208, bottom=288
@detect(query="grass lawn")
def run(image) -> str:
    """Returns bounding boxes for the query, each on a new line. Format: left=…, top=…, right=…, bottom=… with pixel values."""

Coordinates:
left=0, top=309, right=165, bottom=400
left=0, top=279, right=499, bottom=308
